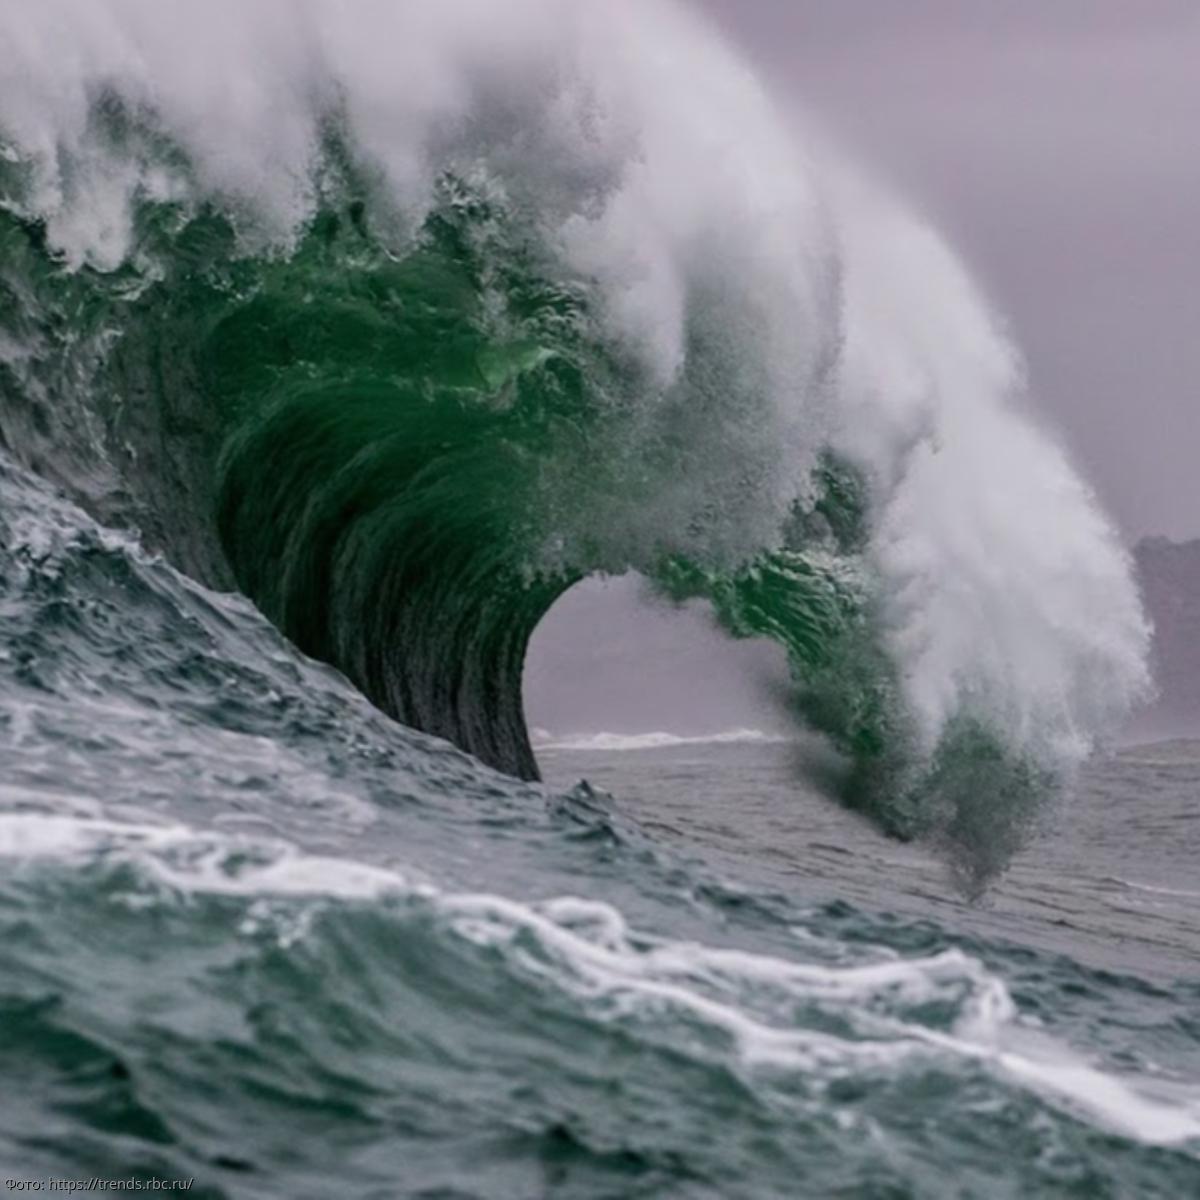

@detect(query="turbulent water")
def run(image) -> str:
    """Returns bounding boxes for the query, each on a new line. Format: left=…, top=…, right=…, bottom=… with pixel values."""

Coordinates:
left=0, top=0, right=1195, bottom=1194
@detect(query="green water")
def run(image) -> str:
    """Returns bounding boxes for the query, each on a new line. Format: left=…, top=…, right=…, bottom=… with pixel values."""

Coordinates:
left=0, top=460, right=1198, bottom=1196
left=0, top=19, right=1191, bottom=1191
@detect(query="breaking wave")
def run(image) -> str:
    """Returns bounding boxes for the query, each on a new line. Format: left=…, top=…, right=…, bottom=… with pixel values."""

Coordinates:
left=0, top=0, right=1150, bottom=883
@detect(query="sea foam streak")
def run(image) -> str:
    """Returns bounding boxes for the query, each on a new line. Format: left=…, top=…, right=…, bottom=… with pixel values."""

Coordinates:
left=0, top=0, right=1150, bottom=878
left=3, top=809, right=1197, bottom=1148
left=534, top=728, right=790, bottom=752
left=0, top=431, right=1196, bottom=1188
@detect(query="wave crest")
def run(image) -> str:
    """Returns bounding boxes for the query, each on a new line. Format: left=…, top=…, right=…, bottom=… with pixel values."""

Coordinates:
left=0, top=0, right=1151, bottom=884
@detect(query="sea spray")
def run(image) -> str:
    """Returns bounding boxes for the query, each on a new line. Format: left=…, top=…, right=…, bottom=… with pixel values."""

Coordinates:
left=0, top=0, right=1151, bottom=883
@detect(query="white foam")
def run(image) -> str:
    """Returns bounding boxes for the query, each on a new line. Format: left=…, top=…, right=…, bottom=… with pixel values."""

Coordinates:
left=890, top=1012, right=1200, bottom=1146
left=3, top=808, right=1196, bottom=1145
left=0, top=0, right=1152, bottom=776
left=0, top=812, right=409, bottom=900
left=534, top=727, right=789, bottom=752
left=1115, top=878, right=1200, bottom=901
left=445, top=891, right=1200, bottom=1145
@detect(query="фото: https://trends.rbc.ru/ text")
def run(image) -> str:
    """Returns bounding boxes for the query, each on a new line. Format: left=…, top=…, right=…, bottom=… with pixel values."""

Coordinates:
left=5, top=1183, right=194, bottom=1194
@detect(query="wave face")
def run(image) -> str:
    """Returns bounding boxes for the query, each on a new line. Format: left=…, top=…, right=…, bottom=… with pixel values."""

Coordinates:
left=0, top=0, right=1150, bottom=882
left=3, top=449, right=1200, bottom=1190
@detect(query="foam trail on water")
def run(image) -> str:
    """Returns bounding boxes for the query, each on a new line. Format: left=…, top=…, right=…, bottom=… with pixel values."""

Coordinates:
left=4, top=810, right=1197, bottom=1148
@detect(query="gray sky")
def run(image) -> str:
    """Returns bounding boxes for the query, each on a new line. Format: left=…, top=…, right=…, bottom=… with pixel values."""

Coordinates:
left=525, top=576, right=792, bottom=738
left=701, top=0, right=1200, bottom=542
left=528, top=1, right=1199, bottom=737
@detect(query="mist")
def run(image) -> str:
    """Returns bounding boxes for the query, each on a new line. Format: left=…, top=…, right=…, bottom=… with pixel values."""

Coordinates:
left=529, top=0, right=1188, bottom=740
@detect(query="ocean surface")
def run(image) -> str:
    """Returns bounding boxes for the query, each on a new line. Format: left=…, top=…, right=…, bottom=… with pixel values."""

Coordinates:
left=1, top=457, right=1198, bottom=1194
left=0, top=1, right=1196, bottom=1194
left=538, top=734, right=1200, bottom=983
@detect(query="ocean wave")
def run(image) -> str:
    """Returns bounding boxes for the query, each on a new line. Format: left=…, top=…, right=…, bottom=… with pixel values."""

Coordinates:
left=0, top=446, right=1194, bottom=1189
left=0, top=0, right=1151, bottom=882
left=3, top=809, right=1197, bottom=1150
left=1, top=8, right=1196, bottom=1191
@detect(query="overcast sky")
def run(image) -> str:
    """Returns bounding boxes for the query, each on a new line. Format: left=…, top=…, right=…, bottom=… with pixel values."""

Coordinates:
left=528, top=1, right=1199, bottom=736
left=701, top=0, right=1200, bottom=541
